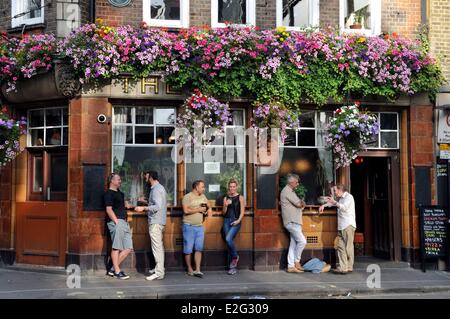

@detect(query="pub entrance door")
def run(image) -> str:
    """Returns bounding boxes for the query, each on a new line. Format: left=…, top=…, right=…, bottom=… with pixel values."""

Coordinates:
left=350, top=153, right=401, bottom=261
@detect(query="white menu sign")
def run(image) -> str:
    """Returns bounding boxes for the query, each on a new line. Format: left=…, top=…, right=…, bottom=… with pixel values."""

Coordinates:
left=438, top=110, right=450, bottom=143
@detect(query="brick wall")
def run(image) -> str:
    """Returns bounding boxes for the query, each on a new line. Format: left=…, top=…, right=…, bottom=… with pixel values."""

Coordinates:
left=0, top=164, right=12, bottom=249
left=381, top=0, right=421, bottom=39
left=407, top=94, right=436, bottom=263
left=429, top=0, right=450, bottom=83
left=320, top=0, right=339, bottom=28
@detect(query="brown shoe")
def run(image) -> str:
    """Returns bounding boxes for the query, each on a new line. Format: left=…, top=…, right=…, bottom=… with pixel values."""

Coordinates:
left=321, top=264, right=331, bottom=273
left=331, top=268, right=347, bottom=275
left=294, top=262, right=304, bottom=271
left=287, top=267, right=304, bottom=273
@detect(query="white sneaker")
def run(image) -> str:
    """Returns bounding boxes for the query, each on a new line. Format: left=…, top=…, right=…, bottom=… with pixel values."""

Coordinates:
left=148, top=268, right=156, bottom=275
left=146, top=273, right=163, bottom=281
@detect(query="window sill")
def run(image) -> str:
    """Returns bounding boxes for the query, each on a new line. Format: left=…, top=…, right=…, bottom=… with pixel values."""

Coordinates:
left=8, top=23, right=46, bottom=35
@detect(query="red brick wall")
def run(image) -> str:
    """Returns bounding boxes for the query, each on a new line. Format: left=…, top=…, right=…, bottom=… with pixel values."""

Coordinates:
left=381, top=0, right=422, bottom=38
left=0, top=164, right=12, bottom=249
left=67, top=97, right=111, bottom=255
left=408, top=95, right=436, bottom=251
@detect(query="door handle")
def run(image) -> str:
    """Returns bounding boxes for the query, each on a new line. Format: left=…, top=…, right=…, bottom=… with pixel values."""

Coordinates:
left=47, top=187, right=51, bottom=201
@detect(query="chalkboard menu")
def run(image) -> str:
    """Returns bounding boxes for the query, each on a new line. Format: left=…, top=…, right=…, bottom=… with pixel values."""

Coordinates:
left=419, top=206, right=448, bottom=271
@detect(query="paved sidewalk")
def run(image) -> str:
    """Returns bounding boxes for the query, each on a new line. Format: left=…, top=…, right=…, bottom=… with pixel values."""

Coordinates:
left=1, top=260, right=450, bottom=299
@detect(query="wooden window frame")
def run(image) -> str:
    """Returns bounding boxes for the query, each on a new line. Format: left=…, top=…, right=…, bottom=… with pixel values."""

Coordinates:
left=27, top=147, right=68, bottom=202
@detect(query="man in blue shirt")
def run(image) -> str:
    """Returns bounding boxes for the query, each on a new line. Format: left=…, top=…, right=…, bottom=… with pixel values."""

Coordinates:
left=135, top=171, right=167, bottom=280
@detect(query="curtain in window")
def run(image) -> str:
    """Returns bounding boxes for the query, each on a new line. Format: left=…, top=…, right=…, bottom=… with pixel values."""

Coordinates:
left=112, top=109, right=129, bottom=166
left=220, top=0, right=245, bottom=24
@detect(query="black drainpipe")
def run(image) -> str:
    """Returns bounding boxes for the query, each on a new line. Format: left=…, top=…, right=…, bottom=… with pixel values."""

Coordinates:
left=88, top=0, right=96, bottom=23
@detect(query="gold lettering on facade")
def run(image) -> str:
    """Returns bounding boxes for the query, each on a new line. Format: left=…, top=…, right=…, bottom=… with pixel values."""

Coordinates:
left=166, top=84, right=182, bottom=95
left=122, top=76, right=130, bottom=94
left=141, top=77, right=159, bottom=94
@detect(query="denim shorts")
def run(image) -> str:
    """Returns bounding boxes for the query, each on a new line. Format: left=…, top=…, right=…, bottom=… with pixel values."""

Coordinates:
left=182, top=224, right=204, bottom=254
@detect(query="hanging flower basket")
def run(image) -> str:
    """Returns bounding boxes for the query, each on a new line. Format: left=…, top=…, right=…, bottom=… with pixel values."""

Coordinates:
left=325, top=103, right=379, bottom=168
left=250, top=100, right=299, bottom=144
left=0, top=106, right=27, bottom=166
left=176, top=89, right=232, bottom=145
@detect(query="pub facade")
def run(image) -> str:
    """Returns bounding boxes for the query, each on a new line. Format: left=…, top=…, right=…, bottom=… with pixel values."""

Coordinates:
left=0, top=0, right=445, bottom=272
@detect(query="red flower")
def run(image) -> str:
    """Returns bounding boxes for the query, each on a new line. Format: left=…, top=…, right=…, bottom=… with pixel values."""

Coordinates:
left=354, top=101, right=361, bottom=106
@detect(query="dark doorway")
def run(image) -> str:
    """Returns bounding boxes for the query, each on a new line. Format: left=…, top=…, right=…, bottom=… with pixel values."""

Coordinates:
left=350, top=155, right=400, bottom=260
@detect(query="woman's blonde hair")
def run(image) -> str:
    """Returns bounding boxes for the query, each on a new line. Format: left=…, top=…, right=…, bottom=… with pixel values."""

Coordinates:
left=228, top=178, right=239, bottom=187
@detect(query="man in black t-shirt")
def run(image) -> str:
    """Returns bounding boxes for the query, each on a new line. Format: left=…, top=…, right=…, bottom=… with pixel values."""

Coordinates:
left=104, top=173, right=134, bottom=280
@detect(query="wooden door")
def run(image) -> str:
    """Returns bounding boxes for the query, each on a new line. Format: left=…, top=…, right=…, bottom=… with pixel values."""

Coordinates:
left=368, top=158, right=391, bottom=258
left=16, top=202, right=67, bottom=267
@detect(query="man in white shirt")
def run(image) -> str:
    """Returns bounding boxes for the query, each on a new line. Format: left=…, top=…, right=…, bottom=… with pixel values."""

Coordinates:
left=319, top=184, right=356, bottom=274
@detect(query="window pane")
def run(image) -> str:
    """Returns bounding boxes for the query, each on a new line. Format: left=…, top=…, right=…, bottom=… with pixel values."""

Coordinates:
left=229, top=110, right=244, bottom=126
left=27, top=0, right=42, bottom=19
left=135, top=106, right=154, bottom=124
left=186, top=148, right=246, bottom=203
left=284, top=129, right=296, bottom=146
left=155, top=108, right=175, bottom=125
left=344, top=0, right=371, bottom=30
left=30, top=129, right=44, bottom=146
left=151, top=0, right=181, bottom=20
left=317, top=112, right=332, bottom=130
left=365, top=133, right=379, bottom=148
left=298, top=129, right=315, bottom=146
left=29, top=110, right=44, bottom=127
left=225, top=127, right=245, bottom=146
left=114, top=107, right=132, bottom=124
left=218, top=0, right=247, bottom=24
left=33, top=156, right=43, bottom=192
left=380, top=132, right=398, bottom=148
left=113, top=126, right=133, bottom=144
left=46, top=109, right=61, bottom=127
left=50, top=154, right=68, bottom=192
left=279, top=148, right=334, bottom=204
left=135, top=127, right=154, bottom=144
left=112, top=146, right=176, bottom=205
left=156, top=127, right=175, bottom=144
left=282, top=0, right=310, bottom=27
left=380, top=113, right=397, bottom=130
left=299, top=112, right=315, bottom=128
left=63, top=108, right=68, bottom=125
left=46, top=128, right=62, bottom=146
left=63, top=127, right=68, bottom=145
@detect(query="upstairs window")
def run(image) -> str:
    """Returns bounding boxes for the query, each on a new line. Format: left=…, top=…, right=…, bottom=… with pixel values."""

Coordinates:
left=211, top=0, right=256, bottom=28
left=11, top=0, right=45, bottom=28
left=339, top=0, right=381, bottom=35
left=143, top=0, right=190, bottom=28
left=276, top=0, right=320, bottom=30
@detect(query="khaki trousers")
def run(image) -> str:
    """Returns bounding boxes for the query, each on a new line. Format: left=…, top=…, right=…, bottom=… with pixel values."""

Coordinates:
left=149, top=224, right=165, bottom=277
left=336, top=225, right=356, bottom=272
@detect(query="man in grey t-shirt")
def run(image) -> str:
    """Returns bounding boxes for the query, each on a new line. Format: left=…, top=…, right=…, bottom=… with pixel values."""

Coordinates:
left=280, top=173, right=307, bottom=273
left=135, top=171, right=167, bottom=280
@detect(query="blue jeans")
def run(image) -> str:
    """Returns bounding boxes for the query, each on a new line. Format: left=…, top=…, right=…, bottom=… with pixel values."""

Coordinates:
left=183, top=224, right=204, bottom=254
left=223, top=217, right=241, bottom=259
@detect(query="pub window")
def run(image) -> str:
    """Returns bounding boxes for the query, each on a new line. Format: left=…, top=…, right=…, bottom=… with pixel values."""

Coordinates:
left=211, top=0, right=256, bottom=28
left=27, top=107, right=68, bottom=201
left=276, top=0, right=320, bottom=30
left=112, top=106, right=177, bottom=206
left=339, top=0, right=381, bottom=35
left=185, top=109, right=247, bottom=205
left=11, top=0, right=45, bottom=28
left=280, top=111, right=335, bottom=205
left=143, top=0, right=190, bottom=28
left=366, top=112, right=399, bottom=149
